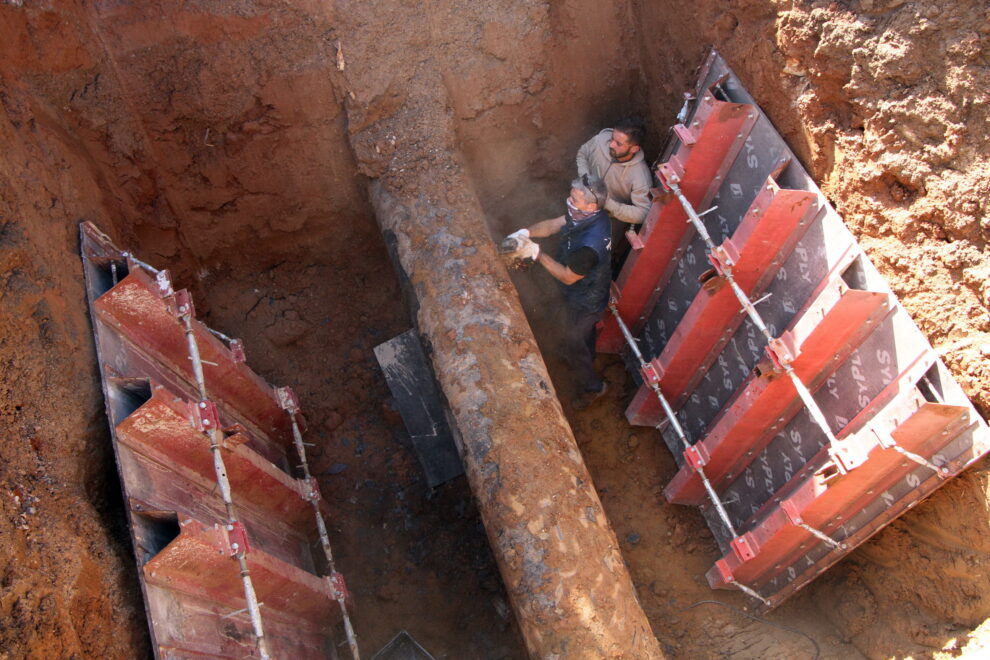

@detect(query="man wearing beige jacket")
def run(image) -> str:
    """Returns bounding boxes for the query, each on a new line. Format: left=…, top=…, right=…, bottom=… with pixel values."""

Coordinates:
left=576, top=116, right=652, bottom=270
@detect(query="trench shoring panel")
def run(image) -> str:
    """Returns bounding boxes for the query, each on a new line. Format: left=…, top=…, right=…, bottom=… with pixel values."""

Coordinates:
left=604, top=51, right=990, bottom=609
left=81, top=223, right=355, bottom=658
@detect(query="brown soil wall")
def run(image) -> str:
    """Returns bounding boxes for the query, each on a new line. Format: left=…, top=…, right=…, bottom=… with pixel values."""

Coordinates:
left=1, top=1, right=988, bottom=658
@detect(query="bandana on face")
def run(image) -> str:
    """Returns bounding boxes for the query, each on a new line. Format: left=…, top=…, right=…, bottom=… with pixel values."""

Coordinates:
left=566, top=198, right=597, bottom=222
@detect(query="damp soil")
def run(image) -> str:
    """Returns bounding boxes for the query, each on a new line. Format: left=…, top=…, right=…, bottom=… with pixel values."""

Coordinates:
left=2, top=1, right=989, bottom=659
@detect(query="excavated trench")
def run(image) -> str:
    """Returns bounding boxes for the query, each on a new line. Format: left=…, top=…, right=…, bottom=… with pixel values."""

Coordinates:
left=2, top=1, right=989, bottom=658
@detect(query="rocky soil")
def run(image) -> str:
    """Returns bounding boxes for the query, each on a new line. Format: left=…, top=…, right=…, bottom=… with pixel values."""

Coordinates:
left=1, top=0, right=988, bottom=658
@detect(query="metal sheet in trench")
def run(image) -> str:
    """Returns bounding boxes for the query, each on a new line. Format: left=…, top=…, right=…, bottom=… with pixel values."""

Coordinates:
left=622, top=51, right=990, bottom=608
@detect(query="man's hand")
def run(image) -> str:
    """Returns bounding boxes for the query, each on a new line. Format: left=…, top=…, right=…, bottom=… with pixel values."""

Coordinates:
left=515, top=236, right=539, bottom=261
left=499, top=231, right=540, bottom=269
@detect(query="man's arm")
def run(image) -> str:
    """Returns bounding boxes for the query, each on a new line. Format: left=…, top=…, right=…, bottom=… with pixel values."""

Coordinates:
left=605, top=185, right=650, bottom=225
left=537, top=252, right=583, bottom=285
left=526, top=215, right=566, bottom=238
left=576, top=136, right=595, bottom=177
left=604, top=182, right=651, bottom=225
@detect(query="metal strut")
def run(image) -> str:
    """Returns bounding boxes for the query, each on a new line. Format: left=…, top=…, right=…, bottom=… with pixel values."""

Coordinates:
left=180, top=311, right=272, bottom=660
left=664, top=181, right=844, bottom=462
left=278, top=390, right=361, bottom=660
left=608, top=302, right=770, bottom=607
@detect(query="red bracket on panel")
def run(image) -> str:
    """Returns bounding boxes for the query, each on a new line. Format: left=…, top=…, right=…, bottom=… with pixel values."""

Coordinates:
left=275, top=385, right=300, bottom=413
left=172, top=289, right=195, bottom=319
left=684, top=443, right=710, bottom=470
left=305, top=477, right=322, bottom=503
left=709, top=238, right=741, bottom=276
left=641, top=358, right=665, bottom=386
left=626, top=228, right=645, bottom=251
left=829, top=440, right=871, bottom=474
left=766, top=332, right=799, bottom=370
left=713, top=558, right=735, bottom=584
left=657, top=157, right=685, bottom=188
left=225, top=521, right=251, bottom=557
left=673, top=123, right=697, bottom=146
left=189, top=399, right=221, bottom=433
left=229, top=338, right=246, bottom=363
left=731, top=533, right=760, bottom=562
left=325, top=572, right=350, bottom=602
left=779, top=499, right=804, bottom=525
left=155, top=270, right=174, bottom=298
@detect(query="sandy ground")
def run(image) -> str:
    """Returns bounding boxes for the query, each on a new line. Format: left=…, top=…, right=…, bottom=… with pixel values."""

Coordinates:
left=1, top=1, right=988, bottom=658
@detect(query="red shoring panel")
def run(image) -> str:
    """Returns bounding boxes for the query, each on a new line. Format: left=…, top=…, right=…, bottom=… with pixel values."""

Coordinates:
left=624, top=176, right=817, bottom=426
left=707, top=391, right=970, bottom=598
left=93, top=268, right=293, bottom=446
left=146, top=584, right=332, bottom=659
left=596, top=92, right=759, bottom=353
left=705, top=332, right=939, bottom=588
left=143, top=518, right=340, bottom=633
left=114, top=383, right=315, bottom=528
left=665, top=275, right=894, bottom=505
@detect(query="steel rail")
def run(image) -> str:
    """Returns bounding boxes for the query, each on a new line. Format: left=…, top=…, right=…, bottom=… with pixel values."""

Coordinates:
left=282, top=397, right=361, bottom=660
left=608, top=302, right=770, bottom=606
left=180, top=311, right=272, bottom=660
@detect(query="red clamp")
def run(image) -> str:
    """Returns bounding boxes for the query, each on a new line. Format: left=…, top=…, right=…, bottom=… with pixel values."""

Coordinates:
left=673, top=123, right=697, bottom=146
left=709, top=238, right=740, bottom=276
left=730, top=533, right=760, bottom=562
left=683, top=443, right=710, bottom=471
left=608, top=281, right=622, bottom=307
left=155, top=270, right=174, bottom=298
left=780, top=499, right=804, bottom=526
left=172, top=289, right=195, bottom=319
left=306, top=477, right=322, bottom=503
left=225, top=521, right=251, bottom=557
left=713, top=558, right=735, bottom=584
left=829, top=440, right=870, bottom=474
left=640, top=358, right=664, bottom=386
left=625, top=228, right=645, bottom=250
left=765, top=332, right=798, bottom=370
left=229, top=338, right=246, bottom=363
left=275, top=386, right=300, bottom=413
left=325, top=572, right=350, bottom=601
left=190, top=400, right=220, bottom=433
left=656, top=155, right=685, bottom=189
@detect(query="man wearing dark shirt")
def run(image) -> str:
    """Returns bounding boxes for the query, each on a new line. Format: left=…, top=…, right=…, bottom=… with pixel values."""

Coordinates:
left=504, top=174, right=612, bottom=408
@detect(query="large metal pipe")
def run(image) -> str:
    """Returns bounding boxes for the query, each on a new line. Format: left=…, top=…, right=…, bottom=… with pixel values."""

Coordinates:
left=369, top=176, right=663, bottom=660
left=338, top=48, right=663, bottom=651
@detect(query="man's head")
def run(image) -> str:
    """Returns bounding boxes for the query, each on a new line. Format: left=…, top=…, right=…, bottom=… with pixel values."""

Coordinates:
left=569, top=174, right=608, bottom=213
left=608, top=116, right=647, bottom=162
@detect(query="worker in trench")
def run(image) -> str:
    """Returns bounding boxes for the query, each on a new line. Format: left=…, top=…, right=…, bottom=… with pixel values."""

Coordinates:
left=576, top=116, right=652, bottom=272
left=501, top=174, right=612, bottom=409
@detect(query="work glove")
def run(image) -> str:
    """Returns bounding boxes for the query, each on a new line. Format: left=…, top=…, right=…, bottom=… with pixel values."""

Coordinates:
left=498, top=230, right=539, bottom=269
left=515, top=236, right=539, bottom=261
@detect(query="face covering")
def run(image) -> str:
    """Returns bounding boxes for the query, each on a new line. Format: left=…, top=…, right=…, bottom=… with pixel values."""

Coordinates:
left=566, top=198, right=597, bottom=222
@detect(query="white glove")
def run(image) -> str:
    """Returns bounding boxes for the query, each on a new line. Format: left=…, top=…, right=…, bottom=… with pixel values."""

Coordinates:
left=507, top=228, right=530, bottom=240
left=516, top=236, right=540, bottom=261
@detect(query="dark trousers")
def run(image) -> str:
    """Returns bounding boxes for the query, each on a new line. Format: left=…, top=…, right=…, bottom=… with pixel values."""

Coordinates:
left=565, top=305, right=604, bottom=393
